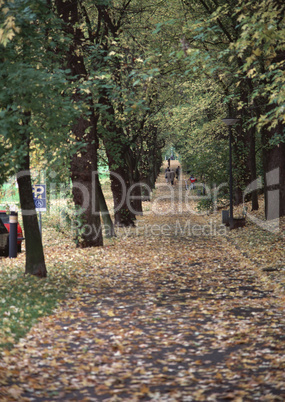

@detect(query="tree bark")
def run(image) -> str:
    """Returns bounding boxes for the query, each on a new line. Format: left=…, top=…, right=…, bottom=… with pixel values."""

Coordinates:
left=17, top=113, right=47, bottom=277
left=245, top=123, right=259, bottom=210
left=239, top=78, right=259, bottom=211
left=70, top=112, right=103, bottom=247
left=261, top=47, right=285, bottom=219
left=105, top=158, right=136, bottom=227
left=262, top=122, right=285, bottom=220
left=100, top=95, right=136, bottom=227
left=55, top=0, right=103, bottom=247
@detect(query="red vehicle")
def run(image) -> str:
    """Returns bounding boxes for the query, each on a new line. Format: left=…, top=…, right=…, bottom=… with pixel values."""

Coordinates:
left=0, top=211, right=24, bottom=254
left=0, top=218, right=9, bottom=256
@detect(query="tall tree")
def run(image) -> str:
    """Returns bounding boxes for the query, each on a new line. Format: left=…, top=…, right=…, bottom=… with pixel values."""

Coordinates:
left=54, top=0, right=103, bottom=246
left=233, top=0, right=285, bottom=218
left=0, top=0, right=81, bottom=274
left=16, top=112, right=46, bottom=277
left=173, top=0, right=285, bottom=219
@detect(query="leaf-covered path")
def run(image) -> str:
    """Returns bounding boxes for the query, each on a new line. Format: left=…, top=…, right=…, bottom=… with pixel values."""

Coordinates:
left=1, top=166, right=285, bottom=401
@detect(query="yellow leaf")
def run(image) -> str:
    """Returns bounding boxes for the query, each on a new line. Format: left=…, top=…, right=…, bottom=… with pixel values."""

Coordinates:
left=140, top=384, right=150, bottom=394
left=253, top=48, right=262, bottom=57
left=95, top=338, right=105, bottom=345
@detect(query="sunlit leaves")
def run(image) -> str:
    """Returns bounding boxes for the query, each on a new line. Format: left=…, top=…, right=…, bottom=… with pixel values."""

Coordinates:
left=233, top=0, right=285, bottom=131
left=0, top=2, right=20, bottom=47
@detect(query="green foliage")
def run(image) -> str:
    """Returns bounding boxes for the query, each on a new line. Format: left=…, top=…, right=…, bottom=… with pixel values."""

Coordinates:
left=196, top=196, right=214, bottom=214
left=1, top=0, right=284, bottom=220
left=0, top=0, right=82, bottom=181
left=159, top=78, right=229, bottom=185
left=233, top=0, right=285, bottom=134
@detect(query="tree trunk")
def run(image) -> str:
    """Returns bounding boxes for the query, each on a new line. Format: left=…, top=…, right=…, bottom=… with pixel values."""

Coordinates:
left=261, top=48, right=285, bottom=219
left=55, top=0, right=103, bottom=247
left=262, top=122, right=285, bottom=220
left=17, top=113, right=47, bottom=277
left=245, top=124, right=259, bottom=210
left=126, top=150, right=143, bottom=216
left=100, top=98, right=136, bottom=227
left=131, top=178, right=143, bottom=216
left=107, top=162, right=136, bottom=227
left=249, top=127, right=259, bottom=210
left=17, top=171, right=47, bottom=277
left=232, top=121, right=250, bottom=205
left=70, top=113, right=103, bottom=247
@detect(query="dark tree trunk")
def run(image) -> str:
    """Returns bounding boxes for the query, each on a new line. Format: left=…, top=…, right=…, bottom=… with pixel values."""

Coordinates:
left=100, top=98, right=136, bottom=227
left=126, top=150, right=143, bottom=216
left=233, top=69, right=259, bottom=210
left=131, top=177, right=143, bottom=215
left=55, top=0, right=103, bottom=247
left=262, top=122, right=285, bottom=220
left=261, top=48, right=285, bottom=219
left=17, top=171, right=47, bottom=277
left=232, top=122, right=250, bottom=206
left=107, top=161, right=136, bottom=227
left=245, top=124, right=259, bottom=210
left=139, top=126, right=163, bottom=195
left=241, top=81, right=259, bottom=211
left=70, top=113, right=103, bottom=247
left=17, top=113, right=47, bottom=277
left=248, top=126, right=259, bottom=210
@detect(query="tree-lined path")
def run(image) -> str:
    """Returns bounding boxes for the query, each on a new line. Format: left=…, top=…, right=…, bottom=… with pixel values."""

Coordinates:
left=1, top=165, right=285, bottom=401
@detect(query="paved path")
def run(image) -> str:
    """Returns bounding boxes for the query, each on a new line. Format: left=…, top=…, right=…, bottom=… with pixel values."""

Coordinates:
left=1, top=172, right=285, bottom=401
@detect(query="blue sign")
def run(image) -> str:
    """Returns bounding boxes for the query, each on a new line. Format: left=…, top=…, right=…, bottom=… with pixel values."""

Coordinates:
left=32, top=184, right=46, bottom=212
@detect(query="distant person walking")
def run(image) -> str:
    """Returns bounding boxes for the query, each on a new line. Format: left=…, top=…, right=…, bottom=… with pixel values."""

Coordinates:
left=189, top=174, right=197, bottom=189
left=176, top=166, right=180, bottom=180
left=168, top=157, right=171, bottom=168
left=165, top=167, right=170, bottom=183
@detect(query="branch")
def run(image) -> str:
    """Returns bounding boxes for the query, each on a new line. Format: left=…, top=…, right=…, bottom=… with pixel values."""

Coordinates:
left=78, top=0, right=95, bottom=42
left=197, top=0, right=234, bottom=43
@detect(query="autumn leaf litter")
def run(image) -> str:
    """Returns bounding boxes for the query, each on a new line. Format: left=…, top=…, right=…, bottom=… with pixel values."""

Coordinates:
left=0, top=167, right=285, bottom=401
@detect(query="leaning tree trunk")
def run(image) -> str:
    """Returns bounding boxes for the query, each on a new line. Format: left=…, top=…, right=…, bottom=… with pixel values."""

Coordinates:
left=17, top=114, right=47, bottom=277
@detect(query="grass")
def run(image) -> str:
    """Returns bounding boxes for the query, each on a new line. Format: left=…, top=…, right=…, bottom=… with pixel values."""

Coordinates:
left=0, top=182, right=114, bottom=353
left=0, top=260, right=76, bottom=351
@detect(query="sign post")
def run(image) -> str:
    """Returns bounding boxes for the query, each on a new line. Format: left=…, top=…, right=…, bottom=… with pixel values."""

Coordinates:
left=32, top=184, right=47, bottom=237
